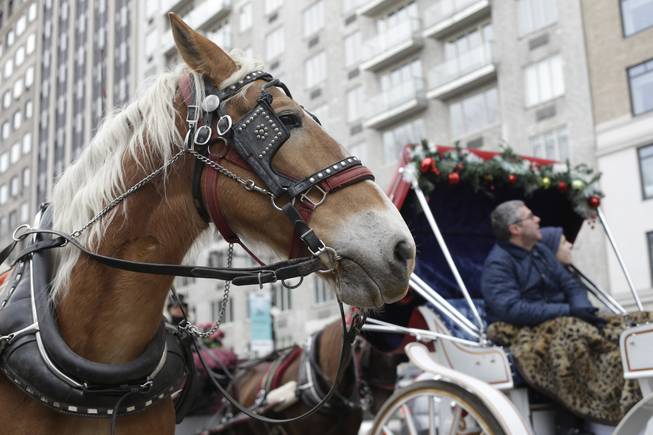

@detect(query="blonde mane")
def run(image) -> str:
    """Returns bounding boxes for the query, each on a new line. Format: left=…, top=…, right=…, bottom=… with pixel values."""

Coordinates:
left=51, top=51, right=263, bottom=301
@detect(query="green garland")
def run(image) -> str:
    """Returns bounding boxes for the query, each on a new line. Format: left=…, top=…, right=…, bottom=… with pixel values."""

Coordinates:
left=411, top=141, right=604, bottom=219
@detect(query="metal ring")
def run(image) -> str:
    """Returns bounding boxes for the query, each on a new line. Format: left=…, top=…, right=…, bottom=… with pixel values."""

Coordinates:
left=194, top=125, right=212, bottom=146
left=317, top=246, right=341, bottom=274
left=270, top=195, right=285, bottom=212
left=217, top=115, right=233, bottom=136
left=282, top=276, right=303, bottom=289
left=12, top=224, right=31, bottom=242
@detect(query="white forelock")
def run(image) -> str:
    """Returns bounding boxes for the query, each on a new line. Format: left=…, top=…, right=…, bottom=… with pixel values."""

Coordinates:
left=50, top=51, right=262, bottom=301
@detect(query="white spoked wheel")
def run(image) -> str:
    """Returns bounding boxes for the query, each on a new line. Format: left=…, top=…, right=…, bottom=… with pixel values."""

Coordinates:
left=369, top=380, right=507, bottom=435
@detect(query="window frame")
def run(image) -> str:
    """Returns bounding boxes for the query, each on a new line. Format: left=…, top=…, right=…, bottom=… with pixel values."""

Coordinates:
left=638, top=143, right=653, bottom=200
left=620, top=0, right=653, bottom=37
left=628, top=58, right=653, bottom=116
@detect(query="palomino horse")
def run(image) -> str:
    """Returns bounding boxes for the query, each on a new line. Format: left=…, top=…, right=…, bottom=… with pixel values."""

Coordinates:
left=210, top=319, right=400, bottom=435
left=0, top=14, right=414, bottom=435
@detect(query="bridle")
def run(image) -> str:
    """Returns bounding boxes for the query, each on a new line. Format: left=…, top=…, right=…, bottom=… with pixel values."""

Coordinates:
left=179, top=70, right=374, bottom=260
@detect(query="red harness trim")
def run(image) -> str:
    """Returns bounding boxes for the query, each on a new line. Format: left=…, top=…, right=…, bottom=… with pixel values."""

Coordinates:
left=260, top=345, right=303, bottom=394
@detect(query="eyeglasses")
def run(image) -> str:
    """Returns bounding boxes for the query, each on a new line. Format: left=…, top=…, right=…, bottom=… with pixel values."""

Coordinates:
left=512, top=212, right=536, bottom=225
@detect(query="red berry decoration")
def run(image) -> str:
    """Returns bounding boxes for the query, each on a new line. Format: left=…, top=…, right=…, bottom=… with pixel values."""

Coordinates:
left=420, top=157, right=434, bottom=173
left=558, top=180, right=568, bottom=192
left=448, top=172, right=461, bottom=185
left=588, top=195, right=601, bottom=208
left=507, top=174, right=518, bottom=185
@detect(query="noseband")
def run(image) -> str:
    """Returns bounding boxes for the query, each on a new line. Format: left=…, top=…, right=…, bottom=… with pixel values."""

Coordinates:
left=179, top=71, right=374, bottom=259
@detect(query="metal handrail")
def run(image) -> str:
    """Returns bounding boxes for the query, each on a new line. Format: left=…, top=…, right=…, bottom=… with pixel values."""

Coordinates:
left=363, top=317, right=482, bottom=347
left=597, top=207, right=643, bottom=311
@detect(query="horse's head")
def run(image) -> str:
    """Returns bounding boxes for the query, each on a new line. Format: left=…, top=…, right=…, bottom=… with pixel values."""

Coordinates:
left=169, top=14, right=415, bottom=308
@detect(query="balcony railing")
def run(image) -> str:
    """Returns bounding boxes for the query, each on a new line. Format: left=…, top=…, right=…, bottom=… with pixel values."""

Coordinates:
left=360, top=18, right=423, bottom=70
left=423, top=0, right=490, bottom=38
left=184, top=0, right=232, bottom=30
left=364, top=78, right=427, bottom=128
left=428, top=44, right=493, bottom=90
left=355, top=0, right=395, bottom=16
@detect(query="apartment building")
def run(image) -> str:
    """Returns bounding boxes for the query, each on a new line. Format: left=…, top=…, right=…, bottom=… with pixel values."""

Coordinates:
left=35, top=0, right=139, bottom=208
left=581, top=0, right=653, bottom=307
left=143, top=0, right=614, bottom=356
left=0, top=0, right=38, bottom=247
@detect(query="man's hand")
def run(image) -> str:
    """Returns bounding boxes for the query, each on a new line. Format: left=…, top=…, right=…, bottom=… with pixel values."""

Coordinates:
left=570, top=306, right=607, bottom=329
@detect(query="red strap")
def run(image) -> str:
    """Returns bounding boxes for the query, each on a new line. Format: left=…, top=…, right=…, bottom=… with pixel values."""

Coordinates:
left=201, top=165, right=240, bottom=244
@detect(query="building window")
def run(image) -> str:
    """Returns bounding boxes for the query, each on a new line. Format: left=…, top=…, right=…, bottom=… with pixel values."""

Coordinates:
left=313, top=276, right=334, bottom=304
left=271, top=283, right=292, bottom=311
left=239, top=2, right=252, bottom=32
left=517, top=0, right=557, bottom=35
left=346, top=86, right=363, bottom=123
left=0, top=153, right=8, bottom=173
left=26, top=33, right=35, bottom=54
left=1, top=122, right=9, bottom=140
left=344, top=31, right=361, bottom=68
left=449, top=87, right=498, bottom=138
left=622, top=0, right=653, bottom=36
left=265, top=27, right=284, bottom=60
left=382, top=118, right=424, bottom=164
left=15, top=46, right=24, bottom=66
left=212, top=296, right=234, bottom=323
left=442, top=23, right=493, bottom=77
left=22, top=132, right=31, bottom=154
left=4, top=58, right=13, bottom=78
left=3, top=91, right=10, bottom=109
left=10, top=176, right=19, bottom=197
left=629, top=59, right=653, bottom=116
left=19, top=202, right=28, bottom=223
left=207, top=250, right=225, bottom=268
left=12, top=111, right=21, bottom=130
left=11, top=143, right=20, bottom=163
left=0, top=185, right=7, bottom=205
left=531, top=126, right=569, bottom=162
left=28, top=3, right=37, bottom=22
left=265, top=0, right=282, bottom=15
left=22, top=167, right=30, bottom=188
left=525, top=55, right=564, bottom=107
left=303, top=1, right=324, bottom=37
left=648, top=231, right=653, bottom=285
left=305, top=51, right=326, bottom=88
left=639, top=144, right=653, bottom=199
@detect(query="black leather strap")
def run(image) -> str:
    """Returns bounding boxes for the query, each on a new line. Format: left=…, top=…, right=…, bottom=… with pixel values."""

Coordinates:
left=9, top=229, right=321, bottom=286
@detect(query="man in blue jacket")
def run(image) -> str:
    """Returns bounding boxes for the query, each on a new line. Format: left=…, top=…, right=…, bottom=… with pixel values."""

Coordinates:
left=481, top=200, right=604, bottom=327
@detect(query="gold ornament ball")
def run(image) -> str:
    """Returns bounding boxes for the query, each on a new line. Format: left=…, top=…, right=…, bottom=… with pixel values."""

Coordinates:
left=571, top=179, right=585, bottom=190
left=541, top=177, right=551, bottom=188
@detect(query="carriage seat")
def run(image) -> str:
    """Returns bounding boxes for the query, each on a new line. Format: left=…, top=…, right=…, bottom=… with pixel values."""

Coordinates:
left=417, top=302, right=517, bottom=390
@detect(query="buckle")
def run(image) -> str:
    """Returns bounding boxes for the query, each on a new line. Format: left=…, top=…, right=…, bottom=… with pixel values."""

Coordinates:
left=194, top=125, right=212, bottom=147
left=300, top=185, right=327, bottom=208
left=186, top=105, right=200, bottom=124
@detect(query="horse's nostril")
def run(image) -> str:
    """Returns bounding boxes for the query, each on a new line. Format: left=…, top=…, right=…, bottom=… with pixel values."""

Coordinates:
left=394, top=240, right=413, bottom=264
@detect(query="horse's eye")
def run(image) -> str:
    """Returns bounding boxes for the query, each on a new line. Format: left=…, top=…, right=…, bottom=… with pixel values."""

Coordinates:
left=278, top=113, right=302, bottom=129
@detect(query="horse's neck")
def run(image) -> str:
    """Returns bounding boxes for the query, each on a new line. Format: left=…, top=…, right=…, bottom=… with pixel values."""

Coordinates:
left=56, top=172, right=204, bottom=364
left=318, top=321, right=346, bottom=385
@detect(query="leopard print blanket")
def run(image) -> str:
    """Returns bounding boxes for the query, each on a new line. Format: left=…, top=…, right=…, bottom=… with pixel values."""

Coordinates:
left=487, top=312, right=653, bottom=425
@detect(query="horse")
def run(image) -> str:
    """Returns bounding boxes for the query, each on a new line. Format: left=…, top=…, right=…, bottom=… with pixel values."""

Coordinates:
left=0, top=14, right=415, bottom=435
left=206, top=318, right=401, bottom=435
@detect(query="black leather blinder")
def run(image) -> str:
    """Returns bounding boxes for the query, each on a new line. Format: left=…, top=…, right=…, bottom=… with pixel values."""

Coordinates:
left=230, top=97, right=292, bottom=197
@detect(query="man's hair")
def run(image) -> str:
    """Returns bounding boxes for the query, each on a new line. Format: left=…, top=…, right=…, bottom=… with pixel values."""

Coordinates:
left=490, top=200, right=525, bottom=241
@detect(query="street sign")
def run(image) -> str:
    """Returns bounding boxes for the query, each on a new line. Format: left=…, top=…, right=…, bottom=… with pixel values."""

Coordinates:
left=249, top=292, right=274, bottom=356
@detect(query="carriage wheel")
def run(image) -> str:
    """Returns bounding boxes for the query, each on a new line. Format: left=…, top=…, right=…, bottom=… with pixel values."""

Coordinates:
left=369, top=380, right=506, bottom=435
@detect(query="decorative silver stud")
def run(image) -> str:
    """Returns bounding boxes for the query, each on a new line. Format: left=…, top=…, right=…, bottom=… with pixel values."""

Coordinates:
left=88, top=409, right=98, bottom=414
left=326, top=168, right=332, bottom=174
left=309, top=177, right=315, bottom=182
left=318, top=172, right=323, bottom=178
left=127, top=406, right=136, bottom=412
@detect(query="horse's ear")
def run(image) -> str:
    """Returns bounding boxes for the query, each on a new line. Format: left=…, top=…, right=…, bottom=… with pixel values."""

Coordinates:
left=168, top=12, right=238, bottom=84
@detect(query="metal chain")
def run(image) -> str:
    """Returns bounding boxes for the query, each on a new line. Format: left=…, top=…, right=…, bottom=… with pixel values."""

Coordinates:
left=187, top=149, right=273, bottom=198
left=184, top=243, right=234, bottom=338
left=71, top=148, right=188, bottom=238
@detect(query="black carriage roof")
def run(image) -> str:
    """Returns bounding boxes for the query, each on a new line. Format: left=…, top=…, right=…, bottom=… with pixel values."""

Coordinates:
left=387, top=144, right=586, bottom=300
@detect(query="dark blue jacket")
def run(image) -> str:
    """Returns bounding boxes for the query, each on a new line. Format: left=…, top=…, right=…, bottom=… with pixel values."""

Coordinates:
left=481, top=241, right=593, bottom=326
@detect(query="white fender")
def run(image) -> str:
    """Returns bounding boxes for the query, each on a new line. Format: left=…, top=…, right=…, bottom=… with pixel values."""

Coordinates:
left=406, top=342, right=534, bottom=435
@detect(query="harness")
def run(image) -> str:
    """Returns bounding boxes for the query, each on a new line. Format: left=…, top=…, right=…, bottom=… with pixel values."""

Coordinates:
left=178, top=71, right=375, bottom=260
left=0, top=207, right=193, bottom=418
left=0, top=68, right=372, bottom=427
